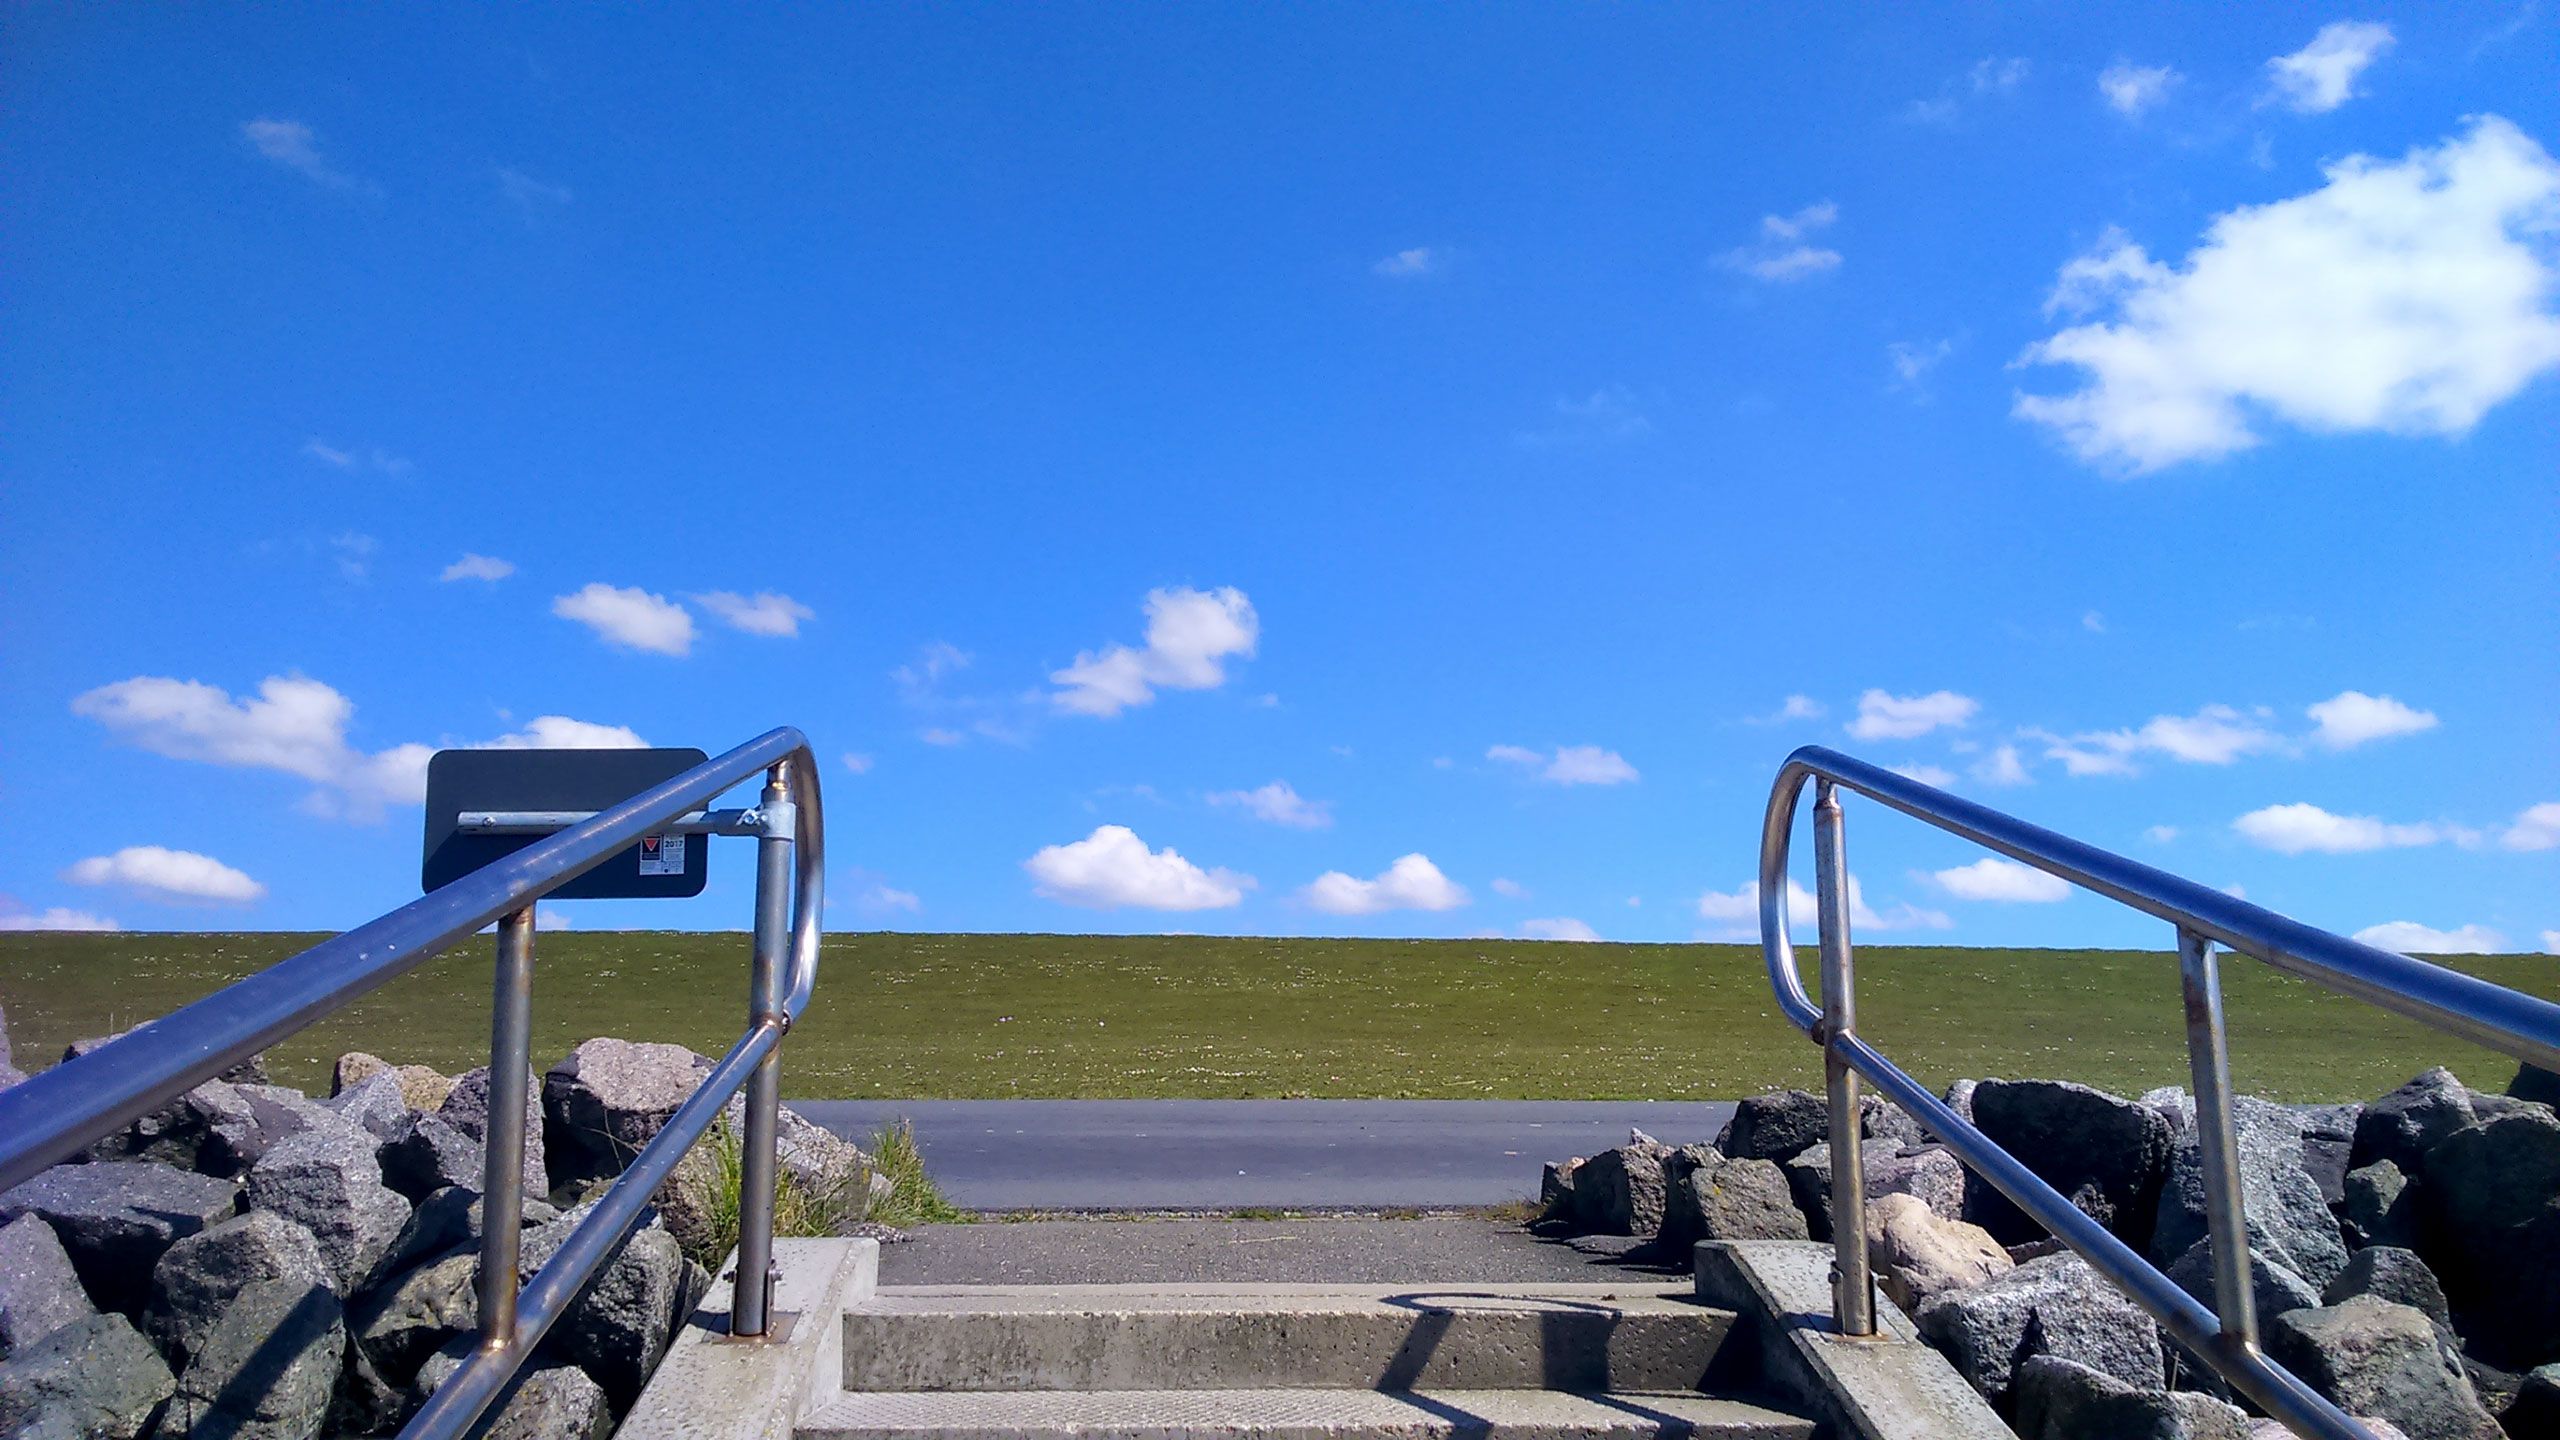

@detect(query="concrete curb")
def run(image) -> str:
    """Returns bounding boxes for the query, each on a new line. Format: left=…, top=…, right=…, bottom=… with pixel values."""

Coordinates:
left=1693, top=1241, right=2011, bottom=1440
left=620, top=1238, right=879, bottom=1440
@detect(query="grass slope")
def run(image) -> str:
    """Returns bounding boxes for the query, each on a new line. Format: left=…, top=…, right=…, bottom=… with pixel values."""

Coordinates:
left=3, top=932, right=2548, bottom=1103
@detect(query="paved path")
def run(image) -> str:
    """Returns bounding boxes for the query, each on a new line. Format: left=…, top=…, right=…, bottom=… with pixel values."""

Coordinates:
left=790, top=1099, right=1736, bottom=1211
left=873, top=1217, right=1677, bottom=1286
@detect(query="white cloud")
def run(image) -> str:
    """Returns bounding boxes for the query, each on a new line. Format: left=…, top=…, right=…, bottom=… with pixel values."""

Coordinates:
left=486, top=716, right=647, bottom=751
left=2099, top=63, right=2180, bottom=118
left=300, top=438, right=407, bottom=474
left=0, top=904, right=119, bottom=932
left=1519, top=386, right=1651, bottom=446
left=855, top=883, right=922, bottom=916
left=1372, top=247, right=1441, bottom=279
left=553, top=583, right=694, bottom=656
left=2307, top=690, right=2438, bottom=750
left=1888, top=339, right=1954, bottom=395
left=243, top=118, right=365, bottom=190
left=1302, top=854, right=1469, bottom=915
left=1973, top=744, right=2032, bottom=787
left=2543, top=930, right=2560, bottom=955
left=2027, top=704, right=2286, bottom=776
left=693, top=590, right=814, bottom=638
left=1024, top=825, right=1249, bottom=911
left=2233, top=802, right=2447, bottom=854
left=329, top=532, right=376, bottom=583
left=842, top=752, right=874, bottom=775
left=496, top=166, right=573, bottom=220
left=2265, top=21, right=2394, bottom=114
left=2354, top=920, right=2507, bottom=955
left=1490, top=877, right=1528, bottom=899
left=1695, top=876, right=1952, bottom=938
left=1934, top=857, right=2071, bottom=903
left=1521, top=917, right=1601, bottom=942
left=2015, top=118, right=2560, bottom=473
left=1720, top=202, right=1842, bottom=282
left=2501, top=801, right=2560, bottom=852
left=1052, top=586, right=1258, bottom=717
left=1207, top=780, right=1332, bottom=829
left=2145, top=825, right=2180, bottom=844
left=919, top=727, right=965, bottom=747
left=1891, top=763, right=1958, bottom=787
left=441, top=553, right=515, bottom=583
left=2082, top=611, right=2107, bottom=633
left=1750, top=695, right=1827, bottom=725
left=1906, top=57, right=2030, bottom=124
left=64, top=847, right=265, bottom=905
left=1848, top=689, right=1978, bottom=741
left=1487, top=744, right=1639, bottom=786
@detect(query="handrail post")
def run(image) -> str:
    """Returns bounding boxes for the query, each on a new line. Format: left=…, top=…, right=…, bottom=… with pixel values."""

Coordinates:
left=478, top=906, right=536, bottom=1350
left=2179, top=928, right=2260, bottom=1354
left=731, top=760, right=795, bottom=1337
left=1814, top=780, right=1876, bottom=1337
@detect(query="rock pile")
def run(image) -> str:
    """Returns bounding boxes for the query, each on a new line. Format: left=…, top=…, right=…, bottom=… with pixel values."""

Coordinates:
left=1535, top=1061, right=2560, bottom=1439
left=0, top=1014, right=877, bottom=1440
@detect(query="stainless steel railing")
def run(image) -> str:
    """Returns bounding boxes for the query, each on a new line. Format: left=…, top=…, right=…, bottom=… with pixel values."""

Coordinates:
left=0, top=726, right=826, bottom=1440
left=1758, top=745, right=2560, bottom=1440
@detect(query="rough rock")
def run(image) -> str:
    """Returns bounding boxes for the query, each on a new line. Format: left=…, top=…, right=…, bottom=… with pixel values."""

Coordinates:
left=2511, top=1064, right=2560, bottom=1111
left=0, top=1162, right=240, bottom=1314
left=333, top=1054, right=455, bottom=1114
left=520, top=1205, right=685, bottom=1412
left=1915, top=1251, right=2166, bottom=1405
left=82, top=1081, right=265, bottom=1177
left=2505, top=1364, right=2560, bottom=1438
left=61, top=1033, right=267, bottom=1087
left=2248, top=1420, right=2412, bottom=1440
left=413, top=1343, right=612, bottom=1440
left=2324, top=1248, right=2456, bottom=1350
left=373, top=1188, right=557, bottom=1283
left=349, top=1252, right=478, bottom=1386
left=378, top=1113, right=484, bottom=1202
left=1714, top=1089, right=1829, bottom=1163
left=1784, top=1142, right=1967, bottom=1241
left=243, top=1126, right=409, bottom=1296
left=2150, top=1094, right=2346, bottom=1290
left=236, top=1086, right=354, bottom=1152
left=2294, top=1103, right=2364, bottom=1205
left=541, top=1039, right=706, bottom=1188
left=1571, top=1143, right=1670, bottom=1237
left=1862, top=1096, right=1928, bottom=1150
left=2267, top=1297, right=2500, bottom=1440
left=1659, top=1150, right=1806, bottom=1248
left=442, top=1067, right=547, bottom=1202
left=165, top=1279, right=343, bottom=1440
left=2164, top=1239, right=2321, bottom=1324
left=1865, top=1192, right=2011, bottom=1314
left=0, top=1313, right=174, bottom=1440
left=0, top=1214, right=94, bottom=1359
left=716, top=1092, right=873, bottom=1195
left=1943, top=1078, right=1979, bottom=1126
left=2013, top=1354, right=2252, bottom=1440
left=1538, top=1158, right=1580, bottom=1223
left=1969, top=1079, right=2172, bottom=1245
left=324, top=1073, right=414, bottom=1143
left=2353, top=1069, right=2479, bottom=1178
left=2344, top=1160, right=2419, bottom=1251
left=2414, top=1107, right=2560, bottom=1367
left=143, top=1211, right=331, bottom=1366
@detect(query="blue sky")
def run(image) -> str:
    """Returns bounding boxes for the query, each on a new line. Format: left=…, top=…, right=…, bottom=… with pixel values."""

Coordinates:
left=3, top=5, right=2555, bottom=953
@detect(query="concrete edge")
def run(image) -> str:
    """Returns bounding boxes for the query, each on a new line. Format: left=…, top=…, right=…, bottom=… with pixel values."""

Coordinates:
left=620, top=1238, right=881, bottom=1440
left=1694, top=1240, right=2013, bottom=1440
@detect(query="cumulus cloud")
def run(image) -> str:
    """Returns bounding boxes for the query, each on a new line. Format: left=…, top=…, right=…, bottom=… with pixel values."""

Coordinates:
left=65, top=847, right=265, bottom=905
left=1696, top=876, right=1951, bottom=938
left=2099, top=63, right=2180, bottom=118
left=2027, top=704, right=2286, bottom=776
left=842, top=753, right=874, bottom=775
left=0, top=904, right=119, bottom=932
left=1052, top=587, right=1258, bottom=717
left=692, top=590, right=814, bottom=638
left=2265, top=21, right=2394, bottom=114
left=1486, top=744, right=1639, bottom=786
left=1973, top=744, right=2032, bottom=787
left=2145, top=825, right=2180, bottom=844
left=2544, top=930, right=2560, bottom=955
left=1720, top=202, right=1842, bottom=282
left=1372, top=247, right=1441, bottom=279
left=243, top=118, right=366, bottom=190
left=553, top=583, right=694, bottom=656
left=2232, top=802, right=2449, bottom=854
left=855, top=883, right=922, bottom=916
left=1490, top=877, right=1528, bottom=899
left=2354, top=920, right=2507, bottom=955
left=2015, top=118, right=2560, bottom=473
left=1888, top=339, right=1955, bottom=396
left=1848, top=690, right=1978, bottom=741
left=2307, top=690, right=2438, bottom=750
left=1520, top=917, right=1601, bottom=942
left=1934, top=857, right=2071, bottom=903
left=440, top=554, right=515, bottom=583
left=1749, top=695, right=1828, bottom=725
left=1517, top=386, right=1652, bottom=446
left=1301, top=854, right=1469, bottom=915
left=1906, top=57, right=2031, bottom=125
left=1024, top=825, right=1249, bottom=910
left=1891, top=763, right=1958, bottom=787
left=2501, top=801, right=2560, bottom=852
left=1207, top=780, right=1332, bottom=829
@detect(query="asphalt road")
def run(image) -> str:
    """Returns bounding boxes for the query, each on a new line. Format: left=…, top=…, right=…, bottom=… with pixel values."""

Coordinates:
left=789, top=1099, right=1738, bottom=1211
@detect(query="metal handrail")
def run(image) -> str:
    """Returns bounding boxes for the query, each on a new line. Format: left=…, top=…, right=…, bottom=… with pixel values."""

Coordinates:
left=1758, top=745, right=2560, bottom=1440
left=0, top=725, right=826, bottom=1440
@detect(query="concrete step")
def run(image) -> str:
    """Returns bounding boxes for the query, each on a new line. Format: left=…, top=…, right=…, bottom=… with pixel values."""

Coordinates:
left=798, top=1387, right=1818, bottom=1439
left=841, top=1284, right=1747, bottom=1395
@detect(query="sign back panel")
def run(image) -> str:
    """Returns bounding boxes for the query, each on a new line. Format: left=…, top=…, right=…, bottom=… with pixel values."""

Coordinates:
left=421, top=747, right=711, bottom=899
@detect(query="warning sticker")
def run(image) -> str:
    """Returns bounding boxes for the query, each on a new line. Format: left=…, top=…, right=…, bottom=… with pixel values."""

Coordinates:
left=637, top=834, right=687, bottom=877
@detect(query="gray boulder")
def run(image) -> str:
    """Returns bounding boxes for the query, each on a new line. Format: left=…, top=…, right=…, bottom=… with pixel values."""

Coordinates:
left=2353, top=1069, right=2479, bottom=1178
left=2324, top=1248, right=2456, bottom=1350
left=372, top=1187, right=558, bottom=1284
left=0, top=1162, right=239, bottom=1314
left=715, top=1092, right=873, bottom=1195
left=1943, top=1078, right=1980, bottom=1126
left=331, top=1054, right=455, bottom=1114
left=349, top=1251, right=478, bottom=1387
left=2511, top=1064, right=2560, bottom=1111
left=542, top=1039, right=705, bottom=1188
left=1784, top=1142, right=1967, bottom=1242
left=1572, top=1144, right=1670, bottom=1237
left=2505, top=1364, right=2560, bottom=1438
left=2266, top=1296, right=2500, bottom=1440
left=0, top=1313, right=174, bottom=1440
left=2415, top=1107, right=2560, bottom=1367
left=1969, top=1079, right=2172, bottom=1245
left=0, top=1215, right=94, bottom=1359
left=1865, top=1192, right=2011, bottom=1314
left=165, top=1279, right=342, bottom=1440
left=414, top=1343, right=611, bottom=1440
left=378, top=1113, right=483, bottom=1202
left=1862, top=1096, right=1928, bottom=1150
left=1714, top=1089, right=1829, bottom=1162
left=2344, top=1160, right=2419, bottom=1251
left=2150, top=1095, right=2346, bottom=1289
left=442, top=1067, right=547, bottom=1202
left=2249, top=1422, right=2411, bottom=1440
left=2294, top=1103, right=2364, bottom=1205
left=2164, top=1239, right=2321, bottom=1324
left=61, top=1035, right=266, bottom=1088
left=83, top=1081, right=264, bottom=1177
left=324, top=1073, right=413, bottom=1143
left=520, top=1205, right=686, bottom=1412
left=1660, top=1150, right=1806, bottom=1247
left=2013, top=1354, right=2252, bottom=1440
left=1915, top=1251, right=2166, bottom=1406
left=243, top=1127, right=409, bottom=1295
left=143, top=1211, right=331, bottom=1367
left=235, top=1086, right=351, bottom=1153
left=1538, top=1158, right=1580, bottom=1223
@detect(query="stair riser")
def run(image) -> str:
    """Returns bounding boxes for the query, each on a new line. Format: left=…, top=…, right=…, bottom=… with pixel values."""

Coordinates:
left=801, top=1387, right=1816, bottom=1440
left=801, top=1421, right=1805, bottom=1439
left=840, top=1310, right=1737, bottom=1394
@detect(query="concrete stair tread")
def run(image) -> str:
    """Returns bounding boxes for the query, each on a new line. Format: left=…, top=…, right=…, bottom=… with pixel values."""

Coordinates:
left=858, top=1283, right=1717, bottom=1315
left=799, top=1387, right=1816, bottom=1438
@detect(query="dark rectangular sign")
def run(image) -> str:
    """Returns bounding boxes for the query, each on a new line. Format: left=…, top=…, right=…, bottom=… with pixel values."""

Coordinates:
left=421, top=747, right=711, bottom=900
